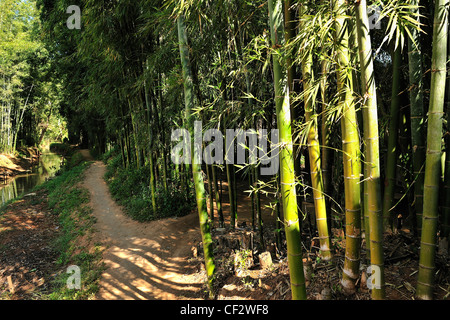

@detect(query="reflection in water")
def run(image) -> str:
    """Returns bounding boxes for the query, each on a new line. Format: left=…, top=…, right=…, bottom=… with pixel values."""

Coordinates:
left=0, top=153, right=63, bottom=205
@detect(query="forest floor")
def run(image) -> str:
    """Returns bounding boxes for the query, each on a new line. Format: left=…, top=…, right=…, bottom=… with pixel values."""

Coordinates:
left=0, top=190, right=60, bottom=299
left=0, top=149, right=449, bottom=300
left=204, top=177, right=450, bottom=300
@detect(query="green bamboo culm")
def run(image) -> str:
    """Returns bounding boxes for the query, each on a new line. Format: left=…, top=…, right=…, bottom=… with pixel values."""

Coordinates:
left=354, top=0, right=385, bottom=299
left=416, top=0, right=449, bottom=300
left=224, top=119, right=237, bottom=230
left=212, top=164, right=224, bottom=228
left=149, top=153, right=157, bottom=213
left=334, top=0, right=362, bottom=293
left=177, top=14, right=216, bottom=297
left=144, top=76, right=158, bottom=214
left=382, top=47, right=402, bottom=231
left=441, top=21, right=450, bottom=247
left=284, top=0, right=302, bottom=201
left=268, top=0, right=307, bottom=300
left=443, top=107, right=450, bottom=242
left=299, top=2, right=332, bottom=262
left=407, top=0, right=426, bottom=236
left=226, top=161, right=237, bottom=229
left=320, top=52, right=332, bottom=232
left=319, top=0, right=332, bottom=231
left=205, top=164, right=214, bottom=224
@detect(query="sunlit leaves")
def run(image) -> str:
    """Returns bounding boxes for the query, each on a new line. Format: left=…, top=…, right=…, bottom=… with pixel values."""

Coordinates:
left=377, top=0, right=425, bottom=50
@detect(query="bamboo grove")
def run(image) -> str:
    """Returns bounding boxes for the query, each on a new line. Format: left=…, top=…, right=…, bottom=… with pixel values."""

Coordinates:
left=1, top=0, right=66, bottom=153
left=34, top=0, right=450, bottom=300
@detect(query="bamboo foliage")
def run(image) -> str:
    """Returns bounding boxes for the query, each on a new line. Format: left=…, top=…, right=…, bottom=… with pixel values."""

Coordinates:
left=416, top=0, right=449, bottom=300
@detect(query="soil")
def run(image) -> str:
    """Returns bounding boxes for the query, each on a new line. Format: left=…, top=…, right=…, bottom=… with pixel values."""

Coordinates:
left=0, top=192, right=61, bottom=299
left=83, top=160, right=206, bottom=300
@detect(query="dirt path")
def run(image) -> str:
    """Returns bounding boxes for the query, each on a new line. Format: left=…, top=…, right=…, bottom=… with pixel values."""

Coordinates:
left=82, top=160, right=205, bottom=300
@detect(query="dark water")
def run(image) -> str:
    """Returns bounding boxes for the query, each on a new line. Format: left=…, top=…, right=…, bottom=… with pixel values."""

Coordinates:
left=0, top=153, right=63, bottom=205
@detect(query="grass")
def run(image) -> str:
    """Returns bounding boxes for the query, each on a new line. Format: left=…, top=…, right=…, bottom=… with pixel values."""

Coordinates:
left=34, top=160, right=105, bottom=300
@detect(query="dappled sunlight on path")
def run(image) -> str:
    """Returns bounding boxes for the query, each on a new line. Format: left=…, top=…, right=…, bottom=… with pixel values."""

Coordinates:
left=82, top=161, right=206, bottom=300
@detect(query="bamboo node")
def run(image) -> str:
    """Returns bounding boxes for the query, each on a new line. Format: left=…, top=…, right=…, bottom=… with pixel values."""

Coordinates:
left=291, top=280, right=306, bottom=287
left=285, top=219, right=299, bottom=227
left=344, top=255, right=361, bottom=262
left=280, top=182, right=296, bottom=186
left=288, top=251, right=303, bottom=257
left=345, top=233, right=361, bottom=239
left=417, top=280, right=434, bottom=288
left=420, top=241, right=437, bottom=247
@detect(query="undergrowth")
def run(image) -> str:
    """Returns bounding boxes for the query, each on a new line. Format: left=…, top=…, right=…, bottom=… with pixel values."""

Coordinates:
left=102, top=147, right=196, bottom=222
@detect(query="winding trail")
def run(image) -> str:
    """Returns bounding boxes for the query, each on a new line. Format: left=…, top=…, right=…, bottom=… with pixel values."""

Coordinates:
left=81, top=156, right=205, bottom=300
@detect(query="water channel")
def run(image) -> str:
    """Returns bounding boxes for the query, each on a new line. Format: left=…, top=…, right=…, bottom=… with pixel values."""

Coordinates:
left=0, top=152, right=63, bottom=205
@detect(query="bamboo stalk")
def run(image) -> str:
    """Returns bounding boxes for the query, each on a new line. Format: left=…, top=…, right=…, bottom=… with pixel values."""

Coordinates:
left=144, top=73, right=157, bottom=214
left=269, top=0, right=307, bottom=300
left=334, top=0, right=362, bottom=292
left=441, top=17, right=450, bottom=245
left=212, top=164, right=224, bottom=228
left=205, top=163, right=214, bottom=225
left=354, top=0, right=385, bottom=299
left=416, top=0, right=449, bottom=300
left=407, top=0, right=426, bottom=236
left=300, top=3, right=332, bottom=262
left=320, top=57, right=333, bottom=233
left=177, top=14, right=216, bottom=297
left=254, top=163, right=264, bottom=247
left=382, top=47, right=402, bottom=231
